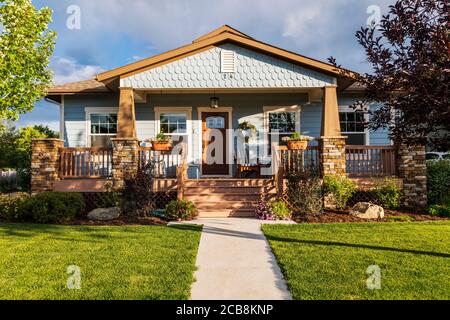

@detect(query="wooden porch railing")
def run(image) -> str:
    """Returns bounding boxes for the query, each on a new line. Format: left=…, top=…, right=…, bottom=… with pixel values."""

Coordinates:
left=279, top=146, right=321, bottom=176
left=138, top=147, right=183, bottom=178
left=346, top=145, right=396, bottom=177
left=59, top=147, right=112, bottom=179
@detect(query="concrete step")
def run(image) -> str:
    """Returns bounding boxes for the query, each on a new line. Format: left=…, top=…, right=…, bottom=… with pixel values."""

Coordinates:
left=198, top=210, right=256, bottom=218
left=184, top=186, right=276, bottom=194
left=185, top=179, right=275, bottom=187
left=194, top=201, right=258, bottom=210
left=185, top=194, right=263, bottom=202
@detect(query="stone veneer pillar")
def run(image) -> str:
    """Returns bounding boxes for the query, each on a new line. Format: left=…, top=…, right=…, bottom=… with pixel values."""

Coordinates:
left=31, top=138, right=64, bottom=193
left=318, top=136, right=347, bottom=176
left=396, top=143, right=427, bottom=210
left=111, top=138, right=140, bottom=190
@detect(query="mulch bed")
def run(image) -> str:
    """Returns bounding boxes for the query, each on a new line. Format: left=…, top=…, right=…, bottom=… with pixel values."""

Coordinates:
left=294, top=209, right=449, bottom=224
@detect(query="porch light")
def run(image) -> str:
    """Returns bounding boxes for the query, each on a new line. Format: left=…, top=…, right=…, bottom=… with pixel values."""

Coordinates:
left=210, top=96, right=219, bottom=109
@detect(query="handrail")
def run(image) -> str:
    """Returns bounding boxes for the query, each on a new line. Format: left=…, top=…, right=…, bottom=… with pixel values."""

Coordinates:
left=346, top=145, right=396, bottom=177
left=59, top=147, right=112, bottom=179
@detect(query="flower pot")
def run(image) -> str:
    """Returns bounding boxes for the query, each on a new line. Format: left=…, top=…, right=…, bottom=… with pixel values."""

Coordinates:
left=287, top=140, right=307, bottom=150
left=152, top=142, right=173, bottom=151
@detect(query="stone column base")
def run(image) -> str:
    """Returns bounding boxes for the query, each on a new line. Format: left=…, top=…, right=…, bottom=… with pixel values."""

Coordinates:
left=396, top=143, right=427, bottom=210
left=318, top=136, right=347, bottom=177
left=111, top=138, right=140, bottom=190
left=31, top=139, right=64, bottom=193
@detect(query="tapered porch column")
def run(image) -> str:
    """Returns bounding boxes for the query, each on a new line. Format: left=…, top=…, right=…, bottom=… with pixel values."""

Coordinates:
left=117, top=87, right=136, bottom=139
left=319, top=86, right=346, bottom=177
left=112, top=87, right=138, bottom=190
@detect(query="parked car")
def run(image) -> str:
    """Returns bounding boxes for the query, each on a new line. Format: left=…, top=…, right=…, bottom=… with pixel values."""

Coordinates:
left=426, top=152, right=450, bottom=160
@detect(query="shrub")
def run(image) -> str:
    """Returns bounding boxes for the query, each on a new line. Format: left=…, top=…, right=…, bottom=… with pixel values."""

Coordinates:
left=268, top=200, right=292, bottom=220
left=372, top=178, right=403, bottom=209
left=427, top=160, right=450, bottom=205
left=255, top=200, right=271, bottom=220
left=122, top=166, right=155, bottom=216
left=165, top=199, right=198, bottom=221
left=286, top=172, right=323, bottom=215
left=0, top=193, right=30, bottom=221
left=428, top=204, right=450, bottom=217
left=323, top=175, right=357, bottom=210
left=22, top=192, right=84, bottom=223
left=256, top=199, right=292, bottom=221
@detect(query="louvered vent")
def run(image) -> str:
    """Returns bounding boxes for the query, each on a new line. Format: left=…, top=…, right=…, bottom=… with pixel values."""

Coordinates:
left=220, top=50, right=236, bottom=73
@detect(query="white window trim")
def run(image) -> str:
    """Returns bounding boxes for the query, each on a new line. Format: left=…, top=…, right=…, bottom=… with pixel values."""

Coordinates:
left=197, top=106, right=233, bottom=178
left=85, top=107, right=118, bottom=147
left=338, top=105, right=370, bottom=145
left=154, top=107, right=193, bottom=162
left=263, top=105, right=301, bottom=150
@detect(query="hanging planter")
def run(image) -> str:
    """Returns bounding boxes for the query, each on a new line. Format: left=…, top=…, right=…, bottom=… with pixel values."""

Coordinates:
left=283, top=132, right=314, bottom=150
left=151, top=131, right=173, bottom=151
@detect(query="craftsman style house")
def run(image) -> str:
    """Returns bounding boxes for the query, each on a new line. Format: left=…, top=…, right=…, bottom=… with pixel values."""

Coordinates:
left=34, top=26, right=426, bottom=216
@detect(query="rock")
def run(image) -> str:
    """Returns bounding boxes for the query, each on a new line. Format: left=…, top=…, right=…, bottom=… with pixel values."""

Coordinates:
left=350, top=202, right=384, bottom=219
left=87, top=207, right=121, bottom=221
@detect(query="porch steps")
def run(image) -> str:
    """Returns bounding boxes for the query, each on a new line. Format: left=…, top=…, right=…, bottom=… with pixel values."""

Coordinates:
left=184, top=179, right=276, bottom=218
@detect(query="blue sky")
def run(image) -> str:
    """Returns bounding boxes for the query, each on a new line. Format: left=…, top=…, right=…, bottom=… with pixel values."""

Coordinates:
left=18, top=0, right=395, bottom=131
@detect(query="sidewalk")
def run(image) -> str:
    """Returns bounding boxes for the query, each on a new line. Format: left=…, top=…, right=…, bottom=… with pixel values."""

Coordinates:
left=187, top=218, right=293, bottom=300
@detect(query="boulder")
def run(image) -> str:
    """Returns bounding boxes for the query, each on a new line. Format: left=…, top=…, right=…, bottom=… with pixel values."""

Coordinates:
left=350, top=202, right=384, bottom=219
left=87, top=207, right=121, bottom=221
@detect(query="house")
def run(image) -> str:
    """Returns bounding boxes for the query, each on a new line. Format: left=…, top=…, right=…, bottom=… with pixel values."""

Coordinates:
left=35, top=25, right=426, bottom=216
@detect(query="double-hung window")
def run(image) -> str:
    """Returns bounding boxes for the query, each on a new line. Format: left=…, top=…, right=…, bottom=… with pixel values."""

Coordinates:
left=264, top=106, right=300, bottom=148
left=86, top=108, right=118, bottom=147
left=159, top=112, right=188, bottom=145
left=339, top=111, right=367, bottom=145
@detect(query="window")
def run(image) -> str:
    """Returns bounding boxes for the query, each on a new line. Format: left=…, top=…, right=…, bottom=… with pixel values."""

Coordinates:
left=268, top=112, right=296, bottom=145
left=159, top=112, right=188, bottom=146
left=340, top=111, right=366, bottom=145
left=89, top=113, right=117, bottom=147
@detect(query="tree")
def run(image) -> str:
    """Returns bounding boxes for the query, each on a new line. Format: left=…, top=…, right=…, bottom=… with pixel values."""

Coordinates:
left=330, top=0, right=449, bottom=150
left=0, top=124, right=56, bottom=190
left=0, top=0, right=56, bottom=120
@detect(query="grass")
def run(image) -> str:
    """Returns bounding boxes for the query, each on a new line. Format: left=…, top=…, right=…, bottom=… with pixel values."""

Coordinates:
left=0, top=223, right=202, bottom=300
left=263, top=222, right=450, bottom=300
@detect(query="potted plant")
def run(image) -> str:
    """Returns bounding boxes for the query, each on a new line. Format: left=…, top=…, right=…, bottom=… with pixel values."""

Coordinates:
left=283, top=132, right=313, bottom=150
left=237, top=121, right=257, bottom=143
left=151, top=131, right=173, bottom=151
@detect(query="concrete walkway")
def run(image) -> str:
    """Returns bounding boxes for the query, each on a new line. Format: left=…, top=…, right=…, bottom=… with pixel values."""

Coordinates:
left=188, top=218, right=293, bottom=300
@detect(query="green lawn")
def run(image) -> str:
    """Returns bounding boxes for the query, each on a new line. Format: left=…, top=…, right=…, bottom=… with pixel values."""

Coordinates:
left=0, top=223, right=202, bottom=300
left=263, top=222, right=450, bottom=300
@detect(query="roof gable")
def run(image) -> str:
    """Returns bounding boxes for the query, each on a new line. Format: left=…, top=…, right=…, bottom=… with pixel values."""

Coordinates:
left=121, top=43, right=335, bottom=89
left=96, top=25, right=356, bottom=83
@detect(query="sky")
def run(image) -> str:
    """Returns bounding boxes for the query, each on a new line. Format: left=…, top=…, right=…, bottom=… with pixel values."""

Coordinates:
left=17, top=0, right=395, bottom=131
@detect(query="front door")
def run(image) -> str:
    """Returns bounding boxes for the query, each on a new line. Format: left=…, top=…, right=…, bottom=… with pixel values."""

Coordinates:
left=202, top=112, right=229, bottom=176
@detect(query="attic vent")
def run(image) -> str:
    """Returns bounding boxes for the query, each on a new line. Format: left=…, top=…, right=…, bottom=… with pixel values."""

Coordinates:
left=220, top=50, right=236, bottom=73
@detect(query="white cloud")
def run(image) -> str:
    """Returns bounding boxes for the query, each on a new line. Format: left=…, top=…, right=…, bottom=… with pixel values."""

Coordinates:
left=51, top=57, right=104, bottom=84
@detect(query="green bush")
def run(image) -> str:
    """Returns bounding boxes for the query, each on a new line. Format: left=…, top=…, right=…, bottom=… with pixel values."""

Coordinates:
left=22, top=192, right=84, bottom=223
left=166, top=199, right=198, bottom=221
left=428, top=204, right=450, bottom=217
left=287, top=172, right=323, bottom=215
left=323, top=175, right=357, bottom=210
left=372, top=178, right=403, bottom=209
left=268, top=200, right=292, bottom=220
left=427, top=160, right=450, bottom=205
left=0, top=193, right=30, bottom=221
